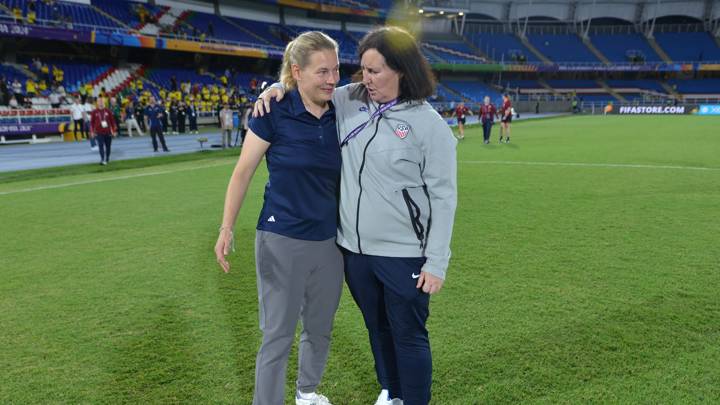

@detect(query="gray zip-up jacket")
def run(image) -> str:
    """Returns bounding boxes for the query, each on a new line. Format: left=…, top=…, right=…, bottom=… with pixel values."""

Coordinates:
left=334, top=83, right=457, bottom=280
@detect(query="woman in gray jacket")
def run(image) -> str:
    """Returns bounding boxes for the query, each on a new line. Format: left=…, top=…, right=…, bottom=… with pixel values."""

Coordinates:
left=256, top=26, right=457, bottom=405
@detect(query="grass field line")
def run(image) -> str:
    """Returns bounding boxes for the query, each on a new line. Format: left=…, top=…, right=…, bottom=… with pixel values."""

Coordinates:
left=0, top=161, right=234, bottom=196
left=460, top=160, right=720, bottom=172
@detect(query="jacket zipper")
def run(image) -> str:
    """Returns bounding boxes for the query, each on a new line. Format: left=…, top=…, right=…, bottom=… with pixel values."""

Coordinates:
left=355, top=116, right=382, bottom=254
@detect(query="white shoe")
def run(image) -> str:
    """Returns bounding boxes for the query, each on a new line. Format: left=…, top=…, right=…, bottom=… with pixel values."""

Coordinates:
left=374, top=389, right=403, bottom=405
left=91, top=146, right=99, bottom=151
left=296, top=391, right=332, bottom=405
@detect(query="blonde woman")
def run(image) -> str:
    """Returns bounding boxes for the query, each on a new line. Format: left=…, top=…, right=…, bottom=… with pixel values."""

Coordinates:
left=214, top=31, right=343, bottom=405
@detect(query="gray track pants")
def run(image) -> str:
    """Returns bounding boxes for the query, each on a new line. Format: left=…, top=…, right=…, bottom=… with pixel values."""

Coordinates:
left=253, top=230, right=344, bottom=405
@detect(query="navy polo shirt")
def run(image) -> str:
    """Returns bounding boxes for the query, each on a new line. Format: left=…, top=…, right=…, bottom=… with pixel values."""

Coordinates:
left=145, top=105, right=163, bottom=129
left=248, top=89, right=341, bottom=241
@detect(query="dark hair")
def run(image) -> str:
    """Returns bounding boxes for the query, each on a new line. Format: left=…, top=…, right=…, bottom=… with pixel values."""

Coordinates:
left=356, top=26, right=435, bottom=102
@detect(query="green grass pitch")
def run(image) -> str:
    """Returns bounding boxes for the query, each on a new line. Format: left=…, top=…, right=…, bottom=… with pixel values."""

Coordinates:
left=1, top=115, right=719, bottom=404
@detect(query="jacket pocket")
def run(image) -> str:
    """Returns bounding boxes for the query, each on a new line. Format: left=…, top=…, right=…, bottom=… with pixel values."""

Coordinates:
left=401, top=188, right=426, bottom=249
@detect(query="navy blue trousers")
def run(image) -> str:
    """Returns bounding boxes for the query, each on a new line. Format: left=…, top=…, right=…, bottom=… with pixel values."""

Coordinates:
left=482, top=120, right=493, bottom=142
left=343, top=249, right=432, bottom=405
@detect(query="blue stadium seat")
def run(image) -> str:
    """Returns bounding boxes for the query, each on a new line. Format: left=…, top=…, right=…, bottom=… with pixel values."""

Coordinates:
left=590, top=33, right=661, bottom=62
left=468, top=33, right=540, bottom=63
left=442, top=80, right=502, bottom=104
left=527, top=34, right=599, bottom=63
left=654, top=32, right=720, bottom=62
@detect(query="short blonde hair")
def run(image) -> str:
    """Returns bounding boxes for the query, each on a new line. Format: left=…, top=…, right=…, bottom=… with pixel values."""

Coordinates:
left=279, top=31, right=338, bottom=90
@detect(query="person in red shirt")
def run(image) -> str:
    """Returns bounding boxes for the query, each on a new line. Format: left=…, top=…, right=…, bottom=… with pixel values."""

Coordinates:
left=499, top=94, right=512, bottom=143
left=452, top=101, right=472, bottom=139
left=89, top=97, right=118, bottom=165
left=479, top=96, right=497, bottom=144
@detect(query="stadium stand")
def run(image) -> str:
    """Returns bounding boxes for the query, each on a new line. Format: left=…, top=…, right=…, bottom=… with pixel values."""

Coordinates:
left=1, top=0, right=719, bottom=142
left=0, top=0, right=124, bottom=30
left=468, top=33, right=540, bottom=63
left=590, top=33, right=662, bottom=63
left=527, top=34, right=600, bottom=63
left=653, top=32, right=720, bottom=62
left=443, top=80, right=503, bottom=103
left=667, top=78, right=720, bottom=94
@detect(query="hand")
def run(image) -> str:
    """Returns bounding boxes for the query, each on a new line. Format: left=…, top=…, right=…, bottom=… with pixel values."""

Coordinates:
left=252, top=86, right=285, bottom=117
left=214, top=228, right=234, bottom=273
left=111, top=132, right=117, bottom=137
left=416, top=271, right=444, bottom=294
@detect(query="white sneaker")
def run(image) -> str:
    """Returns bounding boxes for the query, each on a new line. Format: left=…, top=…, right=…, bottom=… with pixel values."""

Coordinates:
left=91, top=146, right=99, bottom=151
left=296, top=391, right=332, bottom=405
left=374, top=389, right=403, bottom=405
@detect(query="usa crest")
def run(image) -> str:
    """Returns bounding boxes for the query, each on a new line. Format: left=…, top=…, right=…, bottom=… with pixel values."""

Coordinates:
left=394, top=124, right=409, bottom=139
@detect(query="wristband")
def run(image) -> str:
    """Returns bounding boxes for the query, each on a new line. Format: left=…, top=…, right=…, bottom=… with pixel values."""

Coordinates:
left=219, top=226, right=236, bottom=252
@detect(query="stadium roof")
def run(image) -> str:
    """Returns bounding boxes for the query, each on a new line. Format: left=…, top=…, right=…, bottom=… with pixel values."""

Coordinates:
left=415, top=0, right=720, bottom=23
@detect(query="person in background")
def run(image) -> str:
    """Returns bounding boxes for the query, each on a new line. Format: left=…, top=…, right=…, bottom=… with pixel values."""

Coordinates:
left=187, top=101, right=198, bottom=134
left=124, top=100, right=144, bottom=137
left=89, top=97, right=117, bottom=165
left=144, top=97, right=170, bottom=152
left=109, top=97, right=122, bottom=137
left=83, top=97, right=97, bottom=151
left=169, top=100, right=178, bottom=134
left=27, top=0, right=37, bottom=24
left=11, top=78, right=23, bottom=100
left=12, top=6, right=22, bottom=23
left=48, top=86, right=61, bottom=109
left=479, top=96, right=496, bottom=144
left=452, top=101, right=472, bottom=140
left=177, top=101, right=187, bottom=134
left=78, top=83, right=87, bottom=104
left=499, top=94, right=512, bottom=143
left=70, top=97, right=86, bottom=141
left=56, top=83, right=66, bottom=99
left=219, top=102, right=234, bottom=149
left=25, top=79, right=36, bottom=98
left=136, top=100, right=147, bottom=133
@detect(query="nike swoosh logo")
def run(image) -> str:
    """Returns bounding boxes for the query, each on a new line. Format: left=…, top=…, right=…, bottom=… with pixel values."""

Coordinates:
left=411, top=273, right=421, bottom=279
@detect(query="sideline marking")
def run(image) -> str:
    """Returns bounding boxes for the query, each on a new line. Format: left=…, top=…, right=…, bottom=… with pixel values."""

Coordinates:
left=3, top=159, right=718, bottom=196
left=460, top=160, right=720, bottom=172
left=0, top=161, right=234, bottom=196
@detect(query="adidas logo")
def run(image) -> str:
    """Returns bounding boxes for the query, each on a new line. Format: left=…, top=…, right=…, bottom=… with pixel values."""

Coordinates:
left=267, top=215, right=276, bottom=222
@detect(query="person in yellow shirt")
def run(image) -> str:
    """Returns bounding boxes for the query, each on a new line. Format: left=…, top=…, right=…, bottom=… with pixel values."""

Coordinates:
left=136, top=79, right=143, bottom=91
left=211, top=85, right=219, bottom=94
left=221, top=93, right=229, bottom=104
left=38, top=80, right=48, bottom=92
left=26, top=80, right=37, bottom=97
left=52, top=66, right=64, bottom=83
left=129, top=81, right=136, bottom=91
left=13, top=7, right=22, bottom=23
left=85, top=83, right=93, bottom=95
left=220, top=75, right=228, bottom=87
left=159, top=89, right=166, bottom=100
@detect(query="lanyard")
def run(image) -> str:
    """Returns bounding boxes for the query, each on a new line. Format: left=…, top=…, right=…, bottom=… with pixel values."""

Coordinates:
left=341, top=99, right=398, bottom=147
